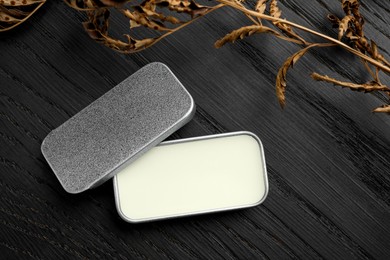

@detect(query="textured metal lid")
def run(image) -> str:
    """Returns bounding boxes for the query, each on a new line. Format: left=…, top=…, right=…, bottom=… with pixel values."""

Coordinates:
left=41, top=63, right=195, bottom=194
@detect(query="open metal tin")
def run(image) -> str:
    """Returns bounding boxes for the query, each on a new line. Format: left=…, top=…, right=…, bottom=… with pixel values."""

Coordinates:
left=113, top=131, right=268, bottom=223
left=41, top=63, right=195, bottom=194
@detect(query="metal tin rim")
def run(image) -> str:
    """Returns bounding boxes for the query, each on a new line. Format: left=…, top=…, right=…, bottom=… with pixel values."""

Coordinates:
left=113, top=131, right=269, bottom=223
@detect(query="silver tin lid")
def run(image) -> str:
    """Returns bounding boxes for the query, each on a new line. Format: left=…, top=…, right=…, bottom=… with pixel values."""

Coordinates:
left=41, top=63, right=195, bottom=194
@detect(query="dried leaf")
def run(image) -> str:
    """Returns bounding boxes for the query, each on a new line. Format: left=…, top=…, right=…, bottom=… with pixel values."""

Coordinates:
left=276, top=44, right=327, bottom=108
left=360, top=58, right=378, bottom=82
left=255, top=0, right=267, bottom=14
left=371, top=40, right=378, bottom=59
left=269, top=0, right=281, bottom=18
left=155, top=0, right=211, bottom=17
left=342, top=0, right=359, bottom=16
left=311, top=72, right=390, bottom=93
left=134, top=37, right=155, bottom=50
left=100, top=0, right=129, bottom=6
left=139, top=5, right=182, bottom=24
left=327, top=14, right=340, bottom=28
left=64, top=0, right=95, bottom=10
left=373, top=105, right=390, bottom=113
left=342, top=0, right=352, bottom=15
left=64, top=0, right=128, bottom=11
left=269, top=0, right=306, bottom=44
left=329, top=1, right=365, bottom=50
left=344, top=28, right=358, bottom=41
left=0, top=0, right=45, bottom=32
left=0, top=7, right=21, bottom=23
left=83, top=16, right=159, bottom=53
left=214, top=25, right=279, bottom=48
left=129, top=19, right=141, bottom=29
left=322, top=0, right=390, bottom=114
left=122, top=9, right=172, bottom=31
left=0, top=5, right=29, bottom=18
left=338, top=15, right=354, bottom=40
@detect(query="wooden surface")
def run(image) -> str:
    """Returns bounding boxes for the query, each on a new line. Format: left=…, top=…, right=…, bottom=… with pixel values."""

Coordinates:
left=1, top=0, right=390, bottom=259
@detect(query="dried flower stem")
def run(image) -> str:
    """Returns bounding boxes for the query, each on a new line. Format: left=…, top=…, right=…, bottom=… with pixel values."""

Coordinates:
left=134, top=3, right=225, bottom=52
left=64, top=0, right=390, bottom=114
left=113, top=3, right=224, bottom=54
left=373, top=105, right=390, bottom=113
left=276, top=43, right=336, bottom=108
left=311, top=72, right=390, bottom=93
left=216, top=0, right=390, bottom=74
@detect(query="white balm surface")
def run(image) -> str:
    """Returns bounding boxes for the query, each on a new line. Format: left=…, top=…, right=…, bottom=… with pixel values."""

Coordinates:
left=114, top=132, right=268, bottom=222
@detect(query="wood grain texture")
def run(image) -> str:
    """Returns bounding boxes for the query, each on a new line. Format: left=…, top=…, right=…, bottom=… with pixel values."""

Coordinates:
left=1, top=0, right=389, bottom=259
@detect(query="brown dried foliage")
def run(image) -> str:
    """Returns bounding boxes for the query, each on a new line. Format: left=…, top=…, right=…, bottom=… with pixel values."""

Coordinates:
left=314, top=0, right=390, bottom=113
left=0, top=0, right=46, bottom=32
left=276, top=43, right=335, bottom=108
left=373, top=105, right=390, bottom=113
left=255, top=0, right=266, bottom=15
left=64, top=0, right=390, bottom=114
left=65, top=0, right=220, bottom=53
left=215, top=25, right=279, bottom=48
left=269, top=0, right=305, bottom=44
left=311, top=73, right=390, bottom=93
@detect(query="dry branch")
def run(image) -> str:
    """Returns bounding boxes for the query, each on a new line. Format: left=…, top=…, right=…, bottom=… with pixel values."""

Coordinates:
left=61, top=0, right=390, bottom=114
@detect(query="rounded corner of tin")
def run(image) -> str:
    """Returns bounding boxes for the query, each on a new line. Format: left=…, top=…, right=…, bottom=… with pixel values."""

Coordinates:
left=254, top=179, right=270, bottom=207
left=184, top=98, right=196, bottom=122
left=63, top=176, right=93, bottom=194
left=63, top=185, right=85, bottom=195
left=58, top=170, right=93, bottom=194
left=240, top=131, right=264, bottom=147
left=40, top=136, right=87, bottom=195
left=113, top=177, right=142, bottom=224
left=40, top=130, right=54, bottom=157
left=142, top=62, right=172, bottom=78
left=148, top=61, right=169, bottom=70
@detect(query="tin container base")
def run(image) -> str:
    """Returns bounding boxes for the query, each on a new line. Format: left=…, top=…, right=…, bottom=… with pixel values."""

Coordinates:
left=113, top=131, right=268, bottom=223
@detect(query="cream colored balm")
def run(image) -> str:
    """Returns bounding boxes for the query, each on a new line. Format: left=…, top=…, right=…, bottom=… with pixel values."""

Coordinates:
left=113, top=132, right=268, bottom=223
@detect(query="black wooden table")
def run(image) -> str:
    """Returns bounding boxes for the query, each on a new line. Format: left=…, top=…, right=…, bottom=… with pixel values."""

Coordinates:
left=1, top=0, right=389, bottom=259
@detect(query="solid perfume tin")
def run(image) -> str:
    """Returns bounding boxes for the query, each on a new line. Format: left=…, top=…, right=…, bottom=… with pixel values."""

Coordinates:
left=41, top=63, right=195, bottom=194
left=113, top=131, right=268, bottom=223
